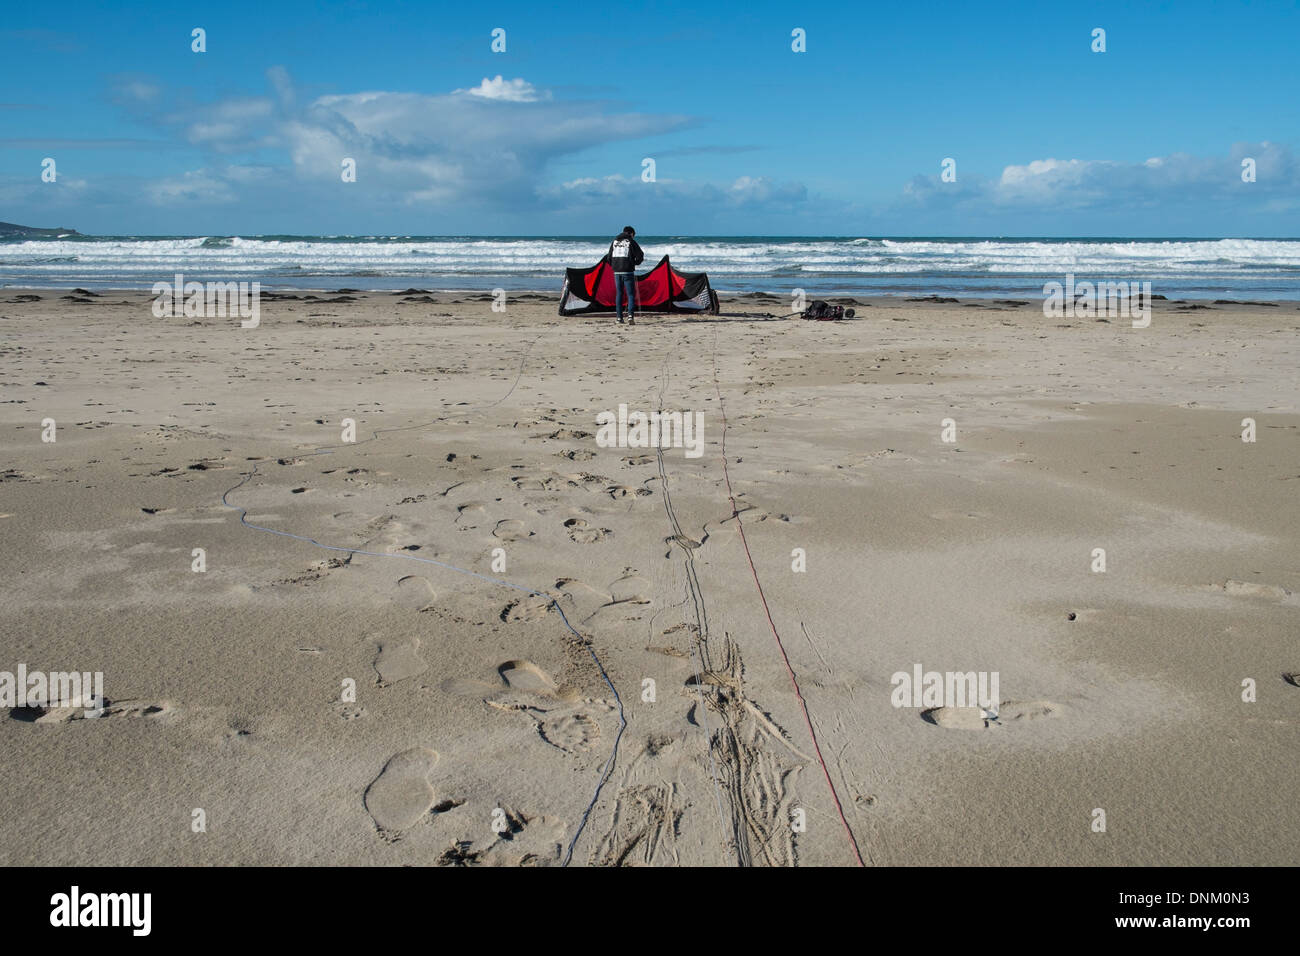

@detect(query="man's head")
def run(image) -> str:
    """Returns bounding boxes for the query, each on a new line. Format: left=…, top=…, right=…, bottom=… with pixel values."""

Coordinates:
left=621, top=225, right=635, bottom=237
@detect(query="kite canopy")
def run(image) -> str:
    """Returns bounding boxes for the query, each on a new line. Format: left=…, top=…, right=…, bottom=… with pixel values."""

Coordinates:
left=558, top=255, right=720, bottom=316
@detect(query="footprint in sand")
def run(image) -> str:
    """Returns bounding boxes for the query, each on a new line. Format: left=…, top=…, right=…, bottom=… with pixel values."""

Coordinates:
left=581, top=576, right=652, bottom=625
left=372, top=638, right=427, bottom=684
left=511, top=475, right=550, bottom=492
left=552, top=576, right=608, bottom=615
left=608, top=573, right=652, bottom=605
left=500, top=596, right=553, bottom=624
left=454, top=502, right=486, bottom=527
left=565, top=472, right=610, bottom=492
left=101, top=699, right=175, bottom=720
left=552, top=573, right=651, bottom=624
left=663, top=533, right=702, bottom=555
left=394, top=575, right=437, bottom=610
left=717, top=505, right=789, bottom=527
left=564, top=517, right=611, bottom=544
left=364, top=747, right=440, bottom=832
left=498, top=659, right=558, bottom=694
left=923, top=699, right=1061, bottom=730
left=493, top=519, right=533, bottom=541
left=487, top=693, right=612, bottom=755
left=11, top=697, right=173, bottom=725
left=543, top=428, right=593, bottom=440
left=539, top=710, right=605, bottom=753
left=358, top=515, right=418, bottom=552
left=605, top=484, right=651, bottom=499
left=1218, top=580, right=1293, bottom=602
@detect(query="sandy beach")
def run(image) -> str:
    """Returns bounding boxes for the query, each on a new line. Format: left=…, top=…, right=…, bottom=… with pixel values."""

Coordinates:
left=1, top=289, right=1297, bottom=867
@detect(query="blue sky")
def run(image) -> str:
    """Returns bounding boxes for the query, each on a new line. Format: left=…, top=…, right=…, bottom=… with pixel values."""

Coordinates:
left=2, top=0, right=1297, bottom=236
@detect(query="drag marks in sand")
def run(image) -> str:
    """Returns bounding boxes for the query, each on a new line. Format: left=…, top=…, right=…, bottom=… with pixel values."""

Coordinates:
left=594, top=734, right=686, bottom=867
left=636, top=346, right=810, bottom=867
left=709, top=333, right=868, bottom=866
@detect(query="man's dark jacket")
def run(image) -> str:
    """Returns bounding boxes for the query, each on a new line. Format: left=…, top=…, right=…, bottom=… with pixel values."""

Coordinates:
left=607, top=232, right=645, bottom=274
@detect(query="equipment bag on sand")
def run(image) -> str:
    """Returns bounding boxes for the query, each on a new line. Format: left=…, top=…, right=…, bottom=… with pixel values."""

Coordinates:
left=801, top=300, right=855, bottom=321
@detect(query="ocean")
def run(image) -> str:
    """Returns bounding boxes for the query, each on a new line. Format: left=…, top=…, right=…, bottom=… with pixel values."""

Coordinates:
left=3, top=235, right=1299, bottom=300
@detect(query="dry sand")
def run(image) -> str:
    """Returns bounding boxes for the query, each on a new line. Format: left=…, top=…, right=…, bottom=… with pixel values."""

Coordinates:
left=1, top=288, right=1297, bottom=866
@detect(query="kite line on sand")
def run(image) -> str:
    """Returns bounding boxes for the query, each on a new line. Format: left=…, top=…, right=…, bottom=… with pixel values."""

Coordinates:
left=709, top=332, right=868, bottom=867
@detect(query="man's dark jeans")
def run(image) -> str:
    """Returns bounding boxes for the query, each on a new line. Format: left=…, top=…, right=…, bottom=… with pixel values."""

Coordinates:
left=614, top=272, right=637, bottom=319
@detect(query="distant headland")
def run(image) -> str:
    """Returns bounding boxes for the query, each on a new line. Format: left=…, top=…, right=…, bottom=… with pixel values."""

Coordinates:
left=0, top=221, right=81, bottom=239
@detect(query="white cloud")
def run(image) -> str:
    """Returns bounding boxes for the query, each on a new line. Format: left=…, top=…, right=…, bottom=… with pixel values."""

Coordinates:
left=727, top=175, right=805, bottom=204
left=456, top=75, right=547, bottom=102
left=542, top=173, right=806, bottom=208
left=998, top=157, right=1089, bottom=188
left=179, top=98, right=276, bottom=151
left=129, top=70, right=699, bottom=209
left=84, top=68, right=827, bottom=225
left=118, top=81, right=160, bottom=103
left=903, top=143, right=1298, bottom=213
left=146, top=169, right=239, bottom=204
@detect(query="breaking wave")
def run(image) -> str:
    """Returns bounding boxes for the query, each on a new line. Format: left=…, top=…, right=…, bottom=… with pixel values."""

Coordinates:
left=3, top=235, right=1298, bottom=297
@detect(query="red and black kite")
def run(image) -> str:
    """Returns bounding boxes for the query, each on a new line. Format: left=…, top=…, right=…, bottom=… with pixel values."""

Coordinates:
left=558, top=255, right=720, bottom=316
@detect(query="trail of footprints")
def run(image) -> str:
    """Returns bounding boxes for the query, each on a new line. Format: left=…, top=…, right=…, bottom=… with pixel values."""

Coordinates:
left=363, top=650, right=617, bottom=861
left=119, top=407, right=1299, bottom=861
left=499, top=571, right=652, bottom=627
left=339, top=421, right=663, bottom=859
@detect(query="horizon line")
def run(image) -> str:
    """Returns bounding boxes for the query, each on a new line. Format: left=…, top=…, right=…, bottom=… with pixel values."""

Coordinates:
left=7, top=232, right=1300, bottom=242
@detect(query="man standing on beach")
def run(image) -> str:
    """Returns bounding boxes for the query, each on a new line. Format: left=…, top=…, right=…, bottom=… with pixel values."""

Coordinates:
left=607, top=225, right=644, bottom=325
